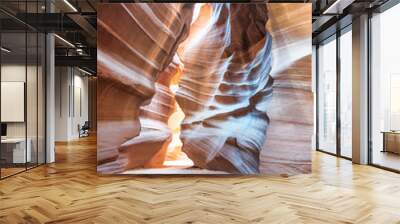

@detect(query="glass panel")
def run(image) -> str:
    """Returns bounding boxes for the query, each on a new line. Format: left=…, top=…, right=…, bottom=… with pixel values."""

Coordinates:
left=340, top=29, right=352, bottom=158
left=26, top=0, right=39, bottom=170
left=371, top=4, right=400, bottom=171
left=38, top=32, right=45, bottom=165
left=27, top=31, right=38, bottom=169
left=318, top=37, right=337, bottom=154
left=1, top=31, right=27, bottom=177
left=0, top=1, right=46, bottom=179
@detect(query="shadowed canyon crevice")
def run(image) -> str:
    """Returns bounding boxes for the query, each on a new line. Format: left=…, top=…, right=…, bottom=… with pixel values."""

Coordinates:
left=97, top=3, right=194, bottom=173
left=97, top=3, right=312, bottom=175
left=176, top=3, right=273, bottom=174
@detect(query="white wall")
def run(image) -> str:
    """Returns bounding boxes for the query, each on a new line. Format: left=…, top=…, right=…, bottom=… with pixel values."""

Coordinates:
left=1, top=65, right=26, bottom=139
left=1, top=65, right=25, bottom=133
left=1, top=82, right=25, bottom=122
left=1, top=65, right=40, bottom=138
left=55, top=66, right=70, bottom=141
left=55, top=67, right=89, bottom=141
left=72, top=73, right=89, bottom=137
left=1, top=63, right=46, bottom=164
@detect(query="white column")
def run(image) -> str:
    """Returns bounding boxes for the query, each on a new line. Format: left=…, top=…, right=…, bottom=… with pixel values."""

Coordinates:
left=46, top=32, right=55, bottom=163
left=352, top=14, right=369, bottom=164
left=312, top=45, right=317, bottom=150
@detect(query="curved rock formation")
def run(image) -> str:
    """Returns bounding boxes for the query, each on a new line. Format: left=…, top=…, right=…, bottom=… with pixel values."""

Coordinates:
left=97, top=3, right=312, bottom=175
left=260, top=3, right=313, bottom=175
left=176, top=4, right=273, bottom=174
left=118, top=55, right=183, bottom=169
left=97, top=3, right=193, bottom=173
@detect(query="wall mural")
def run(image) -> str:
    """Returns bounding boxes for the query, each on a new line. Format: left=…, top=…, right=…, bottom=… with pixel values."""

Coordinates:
left=97, top=3, right=312, bottom=175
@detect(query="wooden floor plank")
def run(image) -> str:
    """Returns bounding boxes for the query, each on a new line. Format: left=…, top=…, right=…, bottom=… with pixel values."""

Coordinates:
left=1, top=136, right=400, bottom=223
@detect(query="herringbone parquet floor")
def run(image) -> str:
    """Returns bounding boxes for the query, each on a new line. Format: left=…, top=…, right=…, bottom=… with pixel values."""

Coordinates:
left=1, top=136, right=400, bottom=224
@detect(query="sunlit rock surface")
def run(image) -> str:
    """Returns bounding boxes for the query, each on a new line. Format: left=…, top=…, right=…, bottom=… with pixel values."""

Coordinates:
left=97, top=3, right=193, bottom=173
left=260, top=4, right=313, bottom=175
left=97, top=3, right=313, bottom=175
left=118, top=56, right=182, bottom=169
left=176, top=4, right=273, bottom=174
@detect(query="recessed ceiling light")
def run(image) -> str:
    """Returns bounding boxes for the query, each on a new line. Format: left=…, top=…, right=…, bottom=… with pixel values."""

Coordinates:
left=322, top=0, right=355, bottom=15
left=63, top=0, right=78, bottom=12
left=1, top=47, right=11, bottom=53
left=78, top=67, right=93, bottom=76
left=54, top=34, right=75, bottom=48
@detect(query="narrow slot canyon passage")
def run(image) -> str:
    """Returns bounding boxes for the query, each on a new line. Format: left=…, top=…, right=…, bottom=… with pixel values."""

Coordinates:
left=99, top=3, right=313, bottom=175
left=163, top=84, right=194, bottom=168
left=122, top=56, right=199, bottom=174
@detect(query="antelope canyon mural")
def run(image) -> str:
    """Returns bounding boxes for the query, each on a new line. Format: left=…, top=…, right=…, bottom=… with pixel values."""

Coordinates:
left=97, top=3, right=313, bottom=175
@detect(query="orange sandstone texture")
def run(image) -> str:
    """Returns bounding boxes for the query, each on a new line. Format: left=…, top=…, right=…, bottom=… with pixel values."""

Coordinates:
left=97, top=3, right=312, bottom=175
left=176, top=4, right=273, bottom=174
left=97, top=3, right=193, bottom=173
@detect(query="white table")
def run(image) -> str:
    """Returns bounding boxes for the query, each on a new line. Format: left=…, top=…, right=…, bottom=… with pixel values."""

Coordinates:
left=1, top=138, right=31, bottom=163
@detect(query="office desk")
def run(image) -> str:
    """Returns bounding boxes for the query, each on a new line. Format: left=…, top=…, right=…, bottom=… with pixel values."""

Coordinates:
left=382, top=131, right=400, bottom=154
left=1, top=138, right=31, bottom=164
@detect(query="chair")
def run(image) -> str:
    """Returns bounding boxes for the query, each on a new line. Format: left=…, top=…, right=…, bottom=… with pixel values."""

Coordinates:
left=79, top=121, right=90, bottom=138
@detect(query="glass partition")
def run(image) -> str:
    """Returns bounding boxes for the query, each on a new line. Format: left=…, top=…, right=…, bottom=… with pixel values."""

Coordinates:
left=27, top=31, right=38, bottom=169
left=38, top=32, right=45, bottom=165
left=0, top=1, right=46, bottom=179
left=317, top=36, right=337, bottom=154
left=1, top=31, right=28, bottom=177
left=339, top=28, right=352, bottom=158
left=370, top=3, right=400, bottom=171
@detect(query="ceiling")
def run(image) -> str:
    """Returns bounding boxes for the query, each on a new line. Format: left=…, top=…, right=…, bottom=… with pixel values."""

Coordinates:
left=0, top=0, right=396, bottom=73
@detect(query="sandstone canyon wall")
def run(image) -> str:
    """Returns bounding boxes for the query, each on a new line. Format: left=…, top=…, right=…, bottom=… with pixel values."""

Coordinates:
left=176, top=4, right=273, bottom=174
left=260, top=4, right=313, bottom=175
left=97, top=3, right=313, bottom=175
left=97, top=3, right=193, bottom=173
